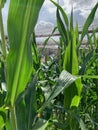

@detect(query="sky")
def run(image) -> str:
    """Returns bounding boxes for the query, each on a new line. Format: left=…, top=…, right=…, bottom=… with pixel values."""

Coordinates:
left=2, top=0, right=98, bottom=36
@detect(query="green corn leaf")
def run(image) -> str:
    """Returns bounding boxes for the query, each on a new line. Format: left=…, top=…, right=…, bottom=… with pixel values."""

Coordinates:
left=0, top=115, right=4, bottom=129
left=56, top=9, right=68, bottom=45
left=50, top=0, right=69, bottom=27
left=63, top=29, right=79, bottom=74
left=52, top=0, right=82, bottom=109
left=38, top=70, right=80, bottom=112
left=81, top=75, right=98, bottom=79
left=79, top=51, right=94, bottom=75
left=32, top=33, right=40, bottom=70
left=25, top=74, right=37, bottom=130
left=59, top=37, right=64, bottom=71
left=63, top=40, right=71, bottom=72
left=15, top=74, right=38, bottom=130
left=63, top=20, right=82, bottom=108
left=5, top=120, right=12, bottom=130
left=70, top=96, right=81, bottom=108
left=6, top=0, right=44, bottom=106
left=70, top=8, right=73, bottom=31
left=75, top=23, right=79, bottom=48
left=70, top=26, right=78, bottom=75
left=64, top=79, right=82, bottom=108
left=80, top=2, right=98, bottom=42
left=51, top=0, right=69, bottom=45
left=15, top=95, right=27, bottom=130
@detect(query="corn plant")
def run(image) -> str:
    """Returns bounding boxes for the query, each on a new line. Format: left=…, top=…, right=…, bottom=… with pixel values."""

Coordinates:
left=79, top=27, right=98, bottom=129
left=51, top=0, right=98, bottom=129
left=0, top=0, right=98, bottom=130
left=0, top=0, right=44, bottom=129
left=0, top=0, right=85, bottom=130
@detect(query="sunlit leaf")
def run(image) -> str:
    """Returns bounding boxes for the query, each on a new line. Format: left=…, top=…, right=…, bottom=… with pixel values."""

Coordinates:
left=0, top=115, right=4, bottom=129
left=6, top=0, right=44, bottom=106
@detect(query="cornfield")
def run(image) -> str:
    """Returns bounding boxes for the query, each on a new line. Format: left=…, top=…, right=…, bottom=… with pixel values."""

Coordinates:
left=0, top=0, right=98, bottom=130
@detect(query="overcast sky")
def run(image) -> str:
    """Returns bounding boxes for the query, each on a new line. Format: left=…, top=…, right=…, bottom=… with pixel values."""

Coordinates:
left=2, top=0, right=98, bottom=35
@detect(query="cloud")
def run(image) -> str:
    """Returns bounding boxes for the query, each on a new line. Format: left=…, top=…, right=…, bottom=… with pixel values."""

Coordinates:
left=35, top=21, right=54, bottom=35
left=63, top=0, right=98, bottom=18
left=38, top=0, right=57, bottom=24
left=40, top=0, right=56, bottom=14
left=56, top=0, right=98, bottom=27
left=39, top=0, right=98, bottom=28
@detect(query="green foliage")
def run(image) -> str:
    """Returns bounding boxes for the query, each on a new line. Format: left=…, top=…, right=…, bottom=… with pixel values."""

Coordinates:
left=79, top=29, right=98, bottom=129
left=0, top=115, right=4, bottom=129
left=0, top=0, right=98, bottom=130
left=51, top=0, right=83, bottom=110
left=39, top=70, right=80, bottom=113
left=50, top=1, right=98, bottom=130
